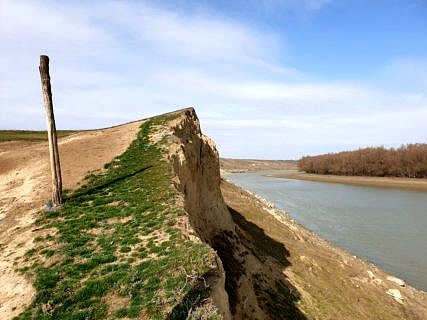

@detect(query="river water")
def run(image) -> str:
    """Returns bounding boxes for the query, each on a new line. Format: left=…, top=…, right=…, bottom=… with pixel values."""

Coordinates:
left=225, top=172, right=427, bottom=292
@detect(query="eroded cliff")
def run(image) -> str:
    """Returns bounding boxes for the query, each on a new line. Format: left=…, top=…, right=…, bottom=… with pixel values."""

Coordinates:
left=167, top=108, right=306, bottom=320
left=165, top=108, right=427, bottom=320
left=3, top=108, right=427, bottom=320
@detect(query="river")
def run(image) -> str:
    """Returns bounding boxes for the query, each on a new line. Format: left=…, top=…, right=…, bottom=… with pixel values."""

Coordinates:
left=225, top=172, right=427, bottom=292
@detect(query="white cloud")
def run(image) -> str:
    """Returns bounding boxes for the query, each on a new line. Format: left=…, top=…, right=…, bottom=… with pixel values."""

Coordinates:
left=304, top=0, right=333, bottom=10
left=383, top=58, right=427, bottom=90
left=227, top=82, right=366, bottom=101
left=0, top=0, right=111, bottom=58
left=1, top=0, right=300, bottom=133
left=258, top=0, right=333, bottom=11
left=0, top=0, right=425, bottom=159
left=95, top=1, right=286, bottom=67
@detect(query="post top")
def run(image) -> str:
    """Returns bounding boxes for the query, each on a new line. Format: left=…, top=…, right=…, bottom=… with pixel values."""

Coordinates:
left=40, top=55, right=49, bottom=64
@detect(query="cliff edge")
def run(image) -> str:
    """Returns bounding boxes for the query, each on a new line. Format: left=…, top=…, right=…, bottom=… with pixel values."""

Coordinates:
left=1, top=108, right=426, bottom=319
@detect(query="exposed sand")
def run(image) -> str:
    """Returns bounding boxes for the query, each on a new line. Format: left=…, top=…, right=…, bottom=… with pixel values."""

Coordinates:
left=0, top=121, right=142, bottom=319
left=272, top=171, right=427, bottom=191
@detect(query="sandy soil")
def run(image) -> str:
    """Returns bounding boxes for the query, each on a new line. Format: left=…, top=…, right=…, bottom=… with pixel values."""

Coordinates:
left=272, top=171, right=427, bottom=191
left=221, top=180, right=427, bottom=319
left=0, top=121, right=142, bottom=319
left=220, top=158, right=297, bottom=173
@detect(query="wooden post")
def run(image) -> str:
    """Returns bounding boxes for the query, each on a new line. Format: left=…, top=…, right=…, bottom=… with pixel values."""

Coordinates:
left=39, top=55, right=63, bottom=206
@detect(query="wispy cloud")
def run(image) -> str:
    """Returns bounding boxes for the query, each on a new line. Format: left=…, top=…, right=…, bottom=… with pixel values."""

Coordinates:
left=0, top=0, right=295, bottom=128
left=257, top=0, right=333, bottom=11
left=0, top=0, right=425, bottom=159
left=383, top=58, right=427, bottom=90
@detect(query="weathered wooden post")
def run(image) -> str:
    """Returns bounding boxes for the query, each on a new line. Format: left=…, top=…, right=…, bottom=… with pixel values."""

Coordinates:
left=39, top=55, right=63, bottom=206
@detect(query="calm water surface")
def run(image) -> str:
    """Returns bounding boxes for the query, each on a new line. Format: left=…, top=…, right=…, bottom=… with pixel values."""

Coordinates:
left=225, top=172, right=427, bottom=291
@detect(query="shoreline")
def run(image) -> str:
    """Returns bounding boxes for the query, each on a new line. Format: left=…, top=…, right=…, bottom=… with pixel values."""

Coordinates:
left=222, top=178, right=418, bottom=289
left=221, top=179, right=427, bottom=318
left=270, top=171, right=427, bottom=192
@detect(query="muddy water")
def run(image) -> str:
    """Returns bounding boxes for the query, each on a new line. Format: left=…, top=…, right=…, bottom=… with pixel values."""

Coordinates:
left=225, top=172, right=427, bottom=292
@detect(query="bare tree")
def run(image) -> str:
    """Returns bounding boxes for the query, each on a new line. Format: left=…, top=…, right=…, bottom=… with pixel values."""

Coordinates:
left=299, top=144, right=427, bottom=178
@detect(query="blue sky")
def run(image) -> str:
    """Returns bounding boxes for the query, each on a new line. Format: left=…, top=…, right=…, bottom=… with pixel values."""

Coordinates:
left=0, top=0, right=426, bottom=159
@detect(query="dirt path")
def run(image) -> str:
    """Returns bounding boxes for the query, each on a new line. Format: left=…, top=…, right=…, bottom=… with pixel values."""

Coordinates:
left=0, top=121, right=142, bottom=319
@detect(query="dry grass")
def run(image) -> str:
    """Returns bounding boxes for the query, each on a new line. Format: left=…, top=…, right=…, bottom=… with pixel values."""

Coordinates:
left=0, top=130, right=76, bottom=142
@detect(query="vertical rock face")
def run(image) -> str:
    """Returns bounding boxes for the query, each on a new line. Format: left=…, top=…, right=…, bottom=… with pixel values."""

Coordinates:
left=169, top=108, right=235, bottom=241
left=167, top=108, right=233, bottom=319
left=166, top=108, right=427, bottom=320
left=167, top=108, right=274, bottom=319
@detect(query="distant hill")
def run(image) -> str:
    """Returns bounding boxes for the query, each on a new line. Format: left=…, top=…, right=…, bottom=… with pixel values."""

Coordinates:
left=220, top=158, right=297, bottom=173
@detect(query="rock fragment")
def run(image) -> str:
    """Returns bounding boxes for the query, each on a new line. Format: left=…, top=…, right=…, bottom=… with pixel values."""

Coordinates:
left=387, top=276, right=405, bottom=287
left=386, top=288, right=404, bottom=304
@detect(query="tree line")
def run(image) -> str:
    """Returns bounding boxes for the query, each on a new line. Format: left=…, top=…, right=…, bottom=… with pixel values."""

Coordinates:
left=298, top=144, right=427, bottom=178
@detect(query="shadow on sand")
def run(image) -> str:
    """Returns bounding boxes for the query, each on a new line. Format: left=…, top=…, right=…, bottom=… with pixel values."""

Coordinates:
left=166, top=204, right=307, bottom=319
left=213, top=206, right=307, bottom=320
left=64, top=165, right=153, bottom=200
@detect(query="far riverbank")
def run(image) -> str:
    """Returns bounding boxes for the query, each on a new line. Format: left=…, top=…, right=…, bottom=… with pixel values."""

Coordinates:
left=271, top=171, right=427, bottom=191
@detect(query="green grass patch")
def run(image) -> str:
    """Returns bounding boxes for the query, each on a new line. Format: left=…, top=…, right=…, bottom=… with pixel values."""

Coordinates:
left=0, top=130, right=77, bottom=142
left=16, top=113, right=215, bottom=319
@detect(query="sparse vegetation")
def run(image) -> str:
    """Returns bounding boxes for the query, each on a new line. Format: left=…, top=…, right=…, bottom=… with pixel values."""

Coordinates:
left=0, top=130, right=77, bottom=142
left=15, top=114, right=218, bottom=319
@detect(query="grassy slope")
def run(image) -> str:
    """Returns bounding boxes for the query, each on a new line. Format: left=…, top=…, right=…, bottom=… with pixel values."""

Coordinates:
left=0, top=130, right=77, bottom=142
left=15, top=114, right=217, bottom=319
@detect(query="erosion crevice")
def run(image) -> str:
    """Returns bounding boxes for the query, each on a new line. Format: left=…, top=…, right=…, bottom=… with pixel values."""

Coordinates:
left=168, top=108, right=306, bottom=319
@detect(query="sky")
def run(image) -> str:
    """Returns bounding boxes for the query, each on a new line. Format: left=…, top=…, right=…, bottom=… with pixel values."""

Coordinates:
left=0, top=0, right=426, bottom=159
